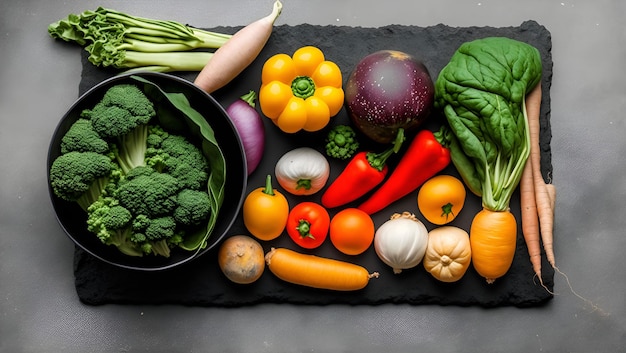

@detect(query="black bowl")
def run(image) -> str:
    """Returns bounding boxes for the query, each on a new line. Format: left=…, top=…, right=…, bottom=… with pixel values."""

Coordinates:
left=47, top=72, right=247, bottom=271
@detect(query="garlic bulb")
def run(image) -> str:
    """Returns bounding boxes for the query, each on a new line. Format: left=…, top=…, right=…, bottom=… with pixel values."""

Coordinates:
left=374, top=212, right=428, bottom=274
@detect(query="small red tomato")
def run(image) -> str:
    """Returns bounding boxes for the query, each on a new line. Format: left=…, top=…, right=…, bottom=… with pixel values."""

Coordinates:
left=286, top=202, right=331, bottom=249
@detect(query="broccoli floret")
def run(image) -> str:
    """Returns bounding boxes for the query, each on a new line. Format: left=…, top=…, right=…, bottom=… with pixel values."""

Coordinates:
left=82, top=84, right=156, bottom=174
left=98, top=84, right=156, bottom=119
left=144, top=125, right=170, bottom=172
left=49, top=151, right=114, bottom=211
left=60, top=118, right=110, bottom=154
left=325, top=124, right=359, bottom=160
left=174, top=189, right=211, bottom=226
left=145, top=216, right=177, bottom=241
left=146, top=124, right=169, bottom=149
left=116, top=166, right=180, bottom=217
left=86, top=196, right=143, bottom=257
left=147, top=133, right=209, bottom=190
left=130, top=214, right=178, bottom=257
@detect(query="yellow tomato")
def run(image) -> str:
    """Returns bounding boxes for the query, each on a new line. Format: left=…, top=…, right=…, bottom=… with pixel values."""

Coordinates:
left=417, top=175, right=466, bottom=225
left=243, top=175, right=290, bottom=241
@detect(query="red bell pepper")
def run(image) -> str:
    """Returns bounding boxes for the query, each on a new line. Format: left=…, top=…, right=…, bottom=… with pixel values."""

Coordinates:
left=321, top=130, right=405, bottom=209
left=357, top=129, right=451, bottom=215
left=286, top=202, right=331, bottom=249
left=321, top=151, right=391, bottom=208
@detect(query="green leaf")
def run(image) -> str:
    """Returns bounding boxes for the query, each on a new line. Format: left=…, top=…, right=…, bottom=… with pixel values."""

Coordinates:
left=434, top=37, right=541, bottom=211
left=131, top=75, right=226, bottom=251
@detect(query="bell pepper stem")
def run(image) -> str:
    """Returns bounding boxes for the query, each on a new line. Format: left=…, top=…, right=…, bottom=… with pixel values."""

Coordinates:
left=366, top=128, right=405, bottom=172
left=263, top=174, right=275, bottom=196
left=291, top=76, right=315, bottom=99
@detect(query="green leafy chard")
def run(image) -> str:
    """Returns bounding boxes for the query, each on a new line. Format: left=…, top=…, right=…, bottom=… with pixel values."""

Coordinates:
left=48, top=7, right=232, bottom=73
left=434, top=37, right=542, bottom=211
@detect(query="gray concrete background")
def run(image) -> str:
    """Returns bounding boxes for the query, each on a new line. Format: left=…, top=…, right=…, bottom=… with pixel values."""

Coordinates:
left=1, top=0, right=624, bottom=352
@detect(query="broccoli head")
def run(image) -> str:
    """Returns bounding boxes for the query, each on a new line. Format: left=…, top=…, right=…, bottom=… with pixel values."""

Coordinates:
left=86, top=196, right=143, bottom=257
left=98, top=84, right=156, bottom=119
left=145, top=133, right=209, bottom=190
left=49, top=151, right=114, bottom=211
left=325, top=124, right=359, bottom=160
left=115, top=166, right=180, bottom=217
left=130, top=214, right=178, bottom=257
left=174, top=189, right=211, bottom=226
left=81, top=84, right=157, bottom=173
left=60, top=118, right=110, bottom=154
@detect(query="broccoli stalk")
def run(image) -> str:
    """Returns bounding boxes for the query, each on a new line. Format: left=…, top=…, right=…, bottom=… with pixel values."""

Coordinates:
left=117, top=124, right=149, bottom=174
left=325, top=124, right=360, bottom=160
left=48, top=7, right=232, bottom=73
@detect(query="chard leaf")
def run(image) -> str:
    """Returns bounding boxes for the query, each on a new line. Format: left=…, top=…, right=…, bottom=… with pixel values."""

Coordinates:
left=434, top=37, right=542, bottom=211
left=131, top=75, right=226, bottom=251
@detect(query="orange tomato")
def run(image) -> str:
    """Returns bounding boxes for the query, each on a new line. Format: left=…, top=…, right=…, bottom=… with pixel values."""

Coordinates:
left=417, top=175, right=466, bottom=225
left=329, top=208, right=375, bottom=255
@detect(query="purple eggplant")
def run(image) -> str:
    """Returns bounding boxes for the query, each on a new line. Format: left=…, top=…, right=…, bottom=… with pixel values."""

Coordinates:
left=345, top=50, right=435, bottom=144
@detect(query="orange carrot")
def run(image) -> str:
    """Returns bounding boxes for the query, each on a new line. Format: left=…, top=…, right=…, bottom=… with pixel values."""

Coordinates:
left=194, top=0, right=283, bottom=94
left=265, top=247, right=379, bottom=291
left=470, top=208, right=517, bottom=284
left=520, top=157, right=543, bottom=282
left=525, top=83, right=557, bottom=268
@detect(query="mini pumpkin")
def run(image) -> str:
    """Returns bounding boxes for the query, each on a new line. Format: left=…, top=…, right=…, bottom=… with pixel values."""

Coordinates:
left=423, top=226, right=472, bottom=282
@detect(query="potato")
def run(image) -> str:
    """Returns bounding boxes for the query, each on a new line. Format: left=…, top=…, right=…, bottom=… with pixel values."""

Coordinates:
left=218, top=235, right=265, bottom=284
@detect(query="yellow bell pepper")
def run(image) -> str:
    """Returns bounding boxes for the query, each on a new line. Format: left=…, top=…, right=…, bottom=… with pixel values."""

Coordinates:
left=259, top=46, right=344, bottom=133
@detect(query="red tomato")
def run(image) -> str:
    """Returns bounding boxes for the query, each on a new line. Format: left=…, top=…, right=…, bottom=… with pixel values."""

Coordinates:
left=286, top=202, right=330, bottom=249
left=329, top=208, right=375, bottom=255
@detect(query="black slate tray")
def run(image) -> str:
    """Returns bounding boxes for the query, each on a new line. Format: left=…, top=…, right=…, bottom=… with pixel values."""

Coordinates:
left=72, top=21, right=555, bottom=307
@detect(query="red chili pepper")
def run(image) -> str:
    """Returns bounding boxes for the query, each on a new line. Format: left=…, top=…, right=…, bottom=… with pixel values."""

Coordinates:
left=286, top=202, right=331, bottom=249
left=357, top=129, right=451, bottom=215
left=321, top=150, right=391, bottom=209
